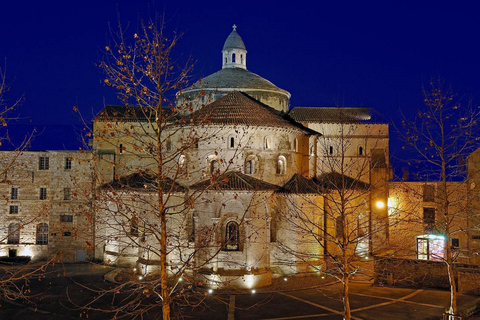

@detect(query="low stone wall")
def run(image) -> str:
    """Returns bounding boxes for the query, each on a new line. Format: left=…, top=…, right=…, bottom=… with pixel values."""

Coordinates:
left=374, top=256, right=451, bottom=289
left=374, top=256, right=480, bottom=294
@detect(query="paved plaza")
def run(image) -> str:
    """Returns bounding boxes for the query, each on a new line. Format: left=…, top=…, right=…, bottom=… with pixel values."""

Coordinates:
left=1, top=263, right=480, bottom=319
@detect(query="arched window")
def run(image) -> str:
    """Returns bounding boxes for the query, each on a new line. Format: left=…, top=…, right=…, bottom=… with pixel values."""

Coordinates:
left=178, top=155, right=186, bottom=172
left=277, top=156, right=286, bottom=175
left=229, top=136, right=235, bottom=149
left=8, top=223, right=20, bottom=244
left=130, top=217, right=139, bottom=237
left=209, top=159, right=218, bottom=174
left=119, top=144, right=123, bottom=154
left=358, top=146, right=364, bottom=156
left=241, top=54, right=244, bottom=64
left=36, top=223, right=48, bottom=245
left=264, top=137, right=271, bottom=149
left=225, top=221, right=239, bottom=251
left=293, top=138, right=298, bottom=152
left=329, top=146, right=334, bottom=155
left=225, top=57, right=227, bottom=64
left=232, top=53, right=236, bottom=63
left=246, top=159, right=255, bottom=174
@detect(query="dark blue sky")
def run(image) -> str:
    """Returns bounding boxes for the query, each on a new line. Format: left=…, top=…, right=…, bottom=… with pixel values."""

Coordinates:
left=1, top=1, right=479, bottom=155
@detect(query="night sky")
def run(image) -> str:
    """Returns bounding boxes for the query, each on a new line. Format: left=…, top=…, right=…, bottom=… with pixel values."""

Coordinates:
left=1, top=1, right=479, bottom=160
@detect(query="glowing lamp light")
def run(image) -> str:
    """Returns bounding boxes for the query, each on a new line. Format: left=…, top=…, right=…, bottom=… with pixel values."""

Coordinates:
left=178, top=277, right=183, bottom=282
left=375, top=200, right=385, bottom=209
left=208, top=289, right=213, bottom=294
left=251, top=289, right=256, bottom=294
left=283, top=277, right=288, bottom=282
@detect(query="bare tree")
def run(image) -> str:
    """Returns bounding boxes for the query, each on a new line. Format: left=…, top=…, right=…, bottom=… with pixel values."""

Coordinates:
left=275, top=110, right=391, bottom=320
left=0, top=64, right=58, bottom=304
left=83, top=15, right=267, bottom=320
left=399, top=78, right=480, bottom=317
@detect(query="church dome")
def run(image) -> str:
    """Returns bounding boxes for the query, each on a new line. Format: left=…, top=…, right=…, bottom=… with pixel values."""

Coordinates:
left=177, top=25, right=290, bottom=113
left=193, top=68, right=287, bottom=92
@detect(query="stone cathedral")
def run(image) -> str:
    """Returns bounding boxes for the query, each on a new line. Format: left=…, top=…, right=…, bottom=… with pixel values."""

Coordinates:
left=1, top=26, right=478, bottom=289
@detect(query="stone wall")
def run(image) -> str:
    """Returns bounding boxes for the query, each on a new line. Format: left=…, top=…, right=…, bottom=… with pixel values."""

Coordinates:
left=375, top=256, right=480, bottom=294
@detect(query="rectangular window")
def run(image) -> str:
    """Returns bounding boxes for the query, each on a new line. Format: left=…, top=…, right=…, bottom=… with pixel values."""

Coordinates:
left=9, top=205, right=19, bottom=214
left=423, top=185, right=435, bottom=202
left=63, top=188, right=71, bottom=200
left=423, top=207, right=435, bottom=224
left=39, top=156, right=49, bottom=170
left=452, top=238, right=459, bottom=248
left=60, top=215, right=73, bottom=222
left=39, top=187, right=47, bottom=200
left=65, top=157, right=72, bottom=170
left=11, top=187, right=18, bottom=200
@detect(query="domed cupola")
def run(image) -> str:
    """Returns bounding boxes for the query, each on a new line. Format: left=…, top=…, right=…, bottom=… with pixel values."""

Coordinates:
left=222, top=25, right=247, bottom=70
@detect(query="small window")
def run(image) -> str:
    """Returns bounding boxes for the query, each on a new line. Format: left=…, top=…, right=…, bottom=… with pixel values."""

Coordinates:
left=276, top=156, right=286, bottom=175
left=423, top=208, right=435, bottom=224
left=264, top=137, right=271, bottom=150
left=452, top=238, right=459, bottom=248
left=232, top=53, right=236, bottom=63
left=39, top=156, right=49, bottom=170
left=11, top=187, right=18, bottom=200
left=65, top=157, right=72, bottom=170
left=241, top=54, right=244, bottom=64
left=246, top=159, right=255, bottom=174
left=36, top=223, right=48, bottom=245
left=63, top=231, right=72, bottom=237
left=209, top=160, right=218, bottom=174
left=229, top=136, right=235, bottom=149
left=64, top=188, right=71, bottom=201
left=40, top=187, right=47, bottom=200
left=9, top=205, right=19, bottom=214
left=225, top=221, right=239, bottom=251
left=119, top=144, right=123, bottom=154
left=270, top=213, right=277, bottom=243
left=293, top=138, right=298, bottom=152
left=130, top=217, right=139, bottom=237
left=7, top=223, right=20, bottom=244
left=423, top=185, right=435, bottom=202
left=358, top=146, right=364, bottom=156
left=178, top=155, right=186, bottom=172
left=329, top=146, right=334, bottom=155
left=60, top=215, right=73, bottom=222
left=166, top=138, right=172, bottom=151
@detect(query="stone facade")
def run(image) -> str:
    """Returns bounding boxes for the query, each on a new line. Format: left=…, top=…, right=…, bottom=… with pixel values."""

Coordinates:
left=0, top=150, right=93, bottom=262
left=3, top=26, right=480, bottom=291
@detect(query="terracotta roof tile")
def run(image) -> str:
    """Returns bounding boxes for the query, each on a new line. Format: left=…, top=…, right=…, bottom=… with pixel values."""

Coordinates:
left=288, top=107, right=372, bottom=123
left=276, top=173, right=322, bottom=194
left=185, top=91, right=314, bottom=133
left=317, top=172, right=370, bottom=190
left=189, top=171, right=279, bottom=191
left=102, top=172, right=186, bottom=193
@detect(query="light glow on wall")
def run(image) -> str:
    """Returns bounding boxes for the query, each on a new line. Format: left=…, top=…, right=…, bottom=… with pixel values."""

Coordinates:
left=387, top=197, right=397, bottom=216
left=20, top=247, right=34, bottom=259
left=375, top=200, right=385, bottom=209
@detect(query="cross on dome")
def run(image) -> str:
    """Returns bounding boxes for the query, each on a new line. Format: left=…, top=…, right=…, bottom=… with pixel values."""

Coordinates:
left=232, top=24, right=237, bottom=31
